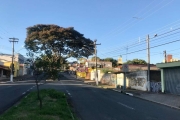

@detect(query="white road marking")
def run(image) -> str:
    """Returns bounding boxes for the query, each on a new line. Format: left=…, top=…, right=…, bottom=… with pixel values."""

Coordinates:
left=126, top=93, right=133, bottom=96
left=66, top=90, right=72, bottom=97
left=27, top=89, right=30, bottom=91
left=22, top=92, right=26, bottom=95
left=30, top=88, right=33, bottom=89
left=118, top=102, right=134, bottom=110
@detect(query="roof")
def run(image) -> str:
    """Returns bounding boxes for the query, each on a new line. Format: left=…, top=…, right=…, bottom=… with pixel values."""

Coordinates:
left=0, top=65, right=9, bottom=70
left=156, top=61, right=180, bottom=68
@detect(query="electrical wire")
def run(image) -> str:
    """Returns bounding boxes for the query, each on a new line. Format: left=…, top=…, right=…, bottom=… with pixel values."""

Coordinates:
left=99, top=28, right=180, bottom=56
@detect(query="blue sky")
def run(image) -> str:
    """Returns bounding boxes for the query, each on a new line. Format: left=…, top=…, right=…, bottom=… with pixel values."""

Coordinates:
left=0, top=0, right=180, bottom=64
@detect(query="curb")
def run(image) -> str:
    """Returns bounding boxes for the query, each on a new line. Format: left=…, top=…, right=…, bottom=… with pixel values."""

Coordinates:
left=112, top=89, right=180, bottom=110
left=134, top=95, right=180, bottom=110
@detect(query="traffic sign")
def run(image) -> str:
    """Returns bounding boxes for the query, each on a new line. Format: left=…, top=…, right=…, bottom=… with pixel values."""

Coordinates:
left=122, top=64, right=129, bottom=72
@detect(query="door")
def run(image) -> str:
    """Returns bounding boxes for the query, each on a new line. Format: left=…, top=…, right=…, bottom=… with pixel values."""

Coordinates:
left=164, top=67, right=180, bottom=95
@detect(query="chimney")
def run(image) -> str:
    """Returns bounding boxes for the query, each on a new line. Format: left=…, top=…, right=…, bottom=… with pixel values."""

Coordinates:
left=166, top=54, right=172, bottom=62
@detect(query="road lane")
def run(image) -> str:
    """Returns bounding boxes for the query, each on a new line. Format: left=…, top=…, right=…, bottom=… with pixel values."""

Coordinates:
left=41, top=73, right=180, bottom=120
left=0, top=83, right=35, bottom=114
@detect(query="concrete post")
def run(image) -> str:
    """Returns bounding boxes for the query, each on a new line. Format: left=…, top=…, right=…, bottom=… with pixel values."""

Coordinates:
left=0, top=69, right=3, bottom=77
left=123, top=72, right=126, bottom=90
left=161, top=69, right=165, bottom=93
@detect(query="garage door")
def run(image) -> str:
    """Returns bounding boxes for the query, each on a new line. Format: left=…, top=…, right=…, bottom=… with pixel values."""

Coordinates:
left=164, top=67, right=180, bottom=95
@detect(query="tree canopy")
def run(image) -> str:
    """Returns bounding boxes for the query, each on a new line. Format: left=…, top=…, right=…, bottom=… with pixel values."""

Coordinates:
left=25, top=24, right=94, bottom=79
left=102, top=58, right=118, bottom=67
left=25, top=24, right=94, bottom=58
left=126, top=59, right=147, bottom=64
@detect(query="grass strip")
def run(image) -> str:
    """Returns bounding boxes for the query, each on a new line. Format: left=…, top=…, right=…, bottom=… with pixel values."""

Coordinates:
left=0, top=89, right=78, bottom=120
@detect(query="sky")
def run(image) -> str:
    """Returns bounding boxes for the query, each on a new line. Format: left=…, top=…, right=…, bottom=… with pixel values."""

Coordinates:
left=0, top=0, right=180, bottom=64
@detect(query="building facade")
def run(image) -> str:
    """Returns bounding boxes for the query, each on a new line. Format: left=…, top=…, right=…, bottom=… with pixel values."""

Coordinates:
left=157, top=61, right=180, bottom=95
left=0, top=53, right=27, bottom=77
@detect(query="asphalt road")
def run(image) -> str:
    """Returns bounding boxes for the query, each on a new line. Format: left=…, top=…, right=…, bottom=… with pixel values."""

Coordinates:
left=39, top=73, right=180, bottom=120
left=0, top=81, right=37, bottom=114
left=1, top=73, right=180, bottom=120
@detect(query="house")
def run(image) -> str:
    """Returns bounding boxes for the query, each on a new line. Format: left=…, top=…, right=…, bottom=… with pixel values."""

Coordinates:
left=156, top=61, right=180, bottom=95
left=0, top=63, right=10, bottom=79
left=114, top=64, right=159, bottom=72
left=0, top=53, right=28, bottom=77
left=101, top=64, right=161, bottom=92
left=86, top=61, right=112, bottom=68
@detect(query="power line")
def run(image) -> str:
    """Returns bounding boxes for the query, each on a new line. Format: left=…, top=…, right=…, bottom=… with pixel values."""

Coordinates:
left=100, top=15, right=180, bottom=53
left=108, top=38, right=180, bottom=58
left=99, top=28, right=180, bottom=56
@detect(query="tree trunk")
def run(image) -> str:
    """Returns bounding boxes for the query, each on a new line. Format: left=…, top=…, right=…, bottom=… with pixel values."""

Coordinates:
left=36, top=76, right=42, bottom=109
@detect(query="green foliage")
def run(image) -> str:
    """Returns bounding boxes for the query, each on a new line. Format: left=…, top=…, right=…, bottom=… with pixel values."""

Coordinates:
left=0, top=89, right=77, bottom=120
left=126, top=59, right=147, bottom=64
left=102, top=58, right=118, bottom=67
left=34, top=54, right=66, bottom=80
left=48, top=89, right=65, bottom=99
left=25, top=24, right=94, bottom=58
left=25, top=24, right=94, bottom=79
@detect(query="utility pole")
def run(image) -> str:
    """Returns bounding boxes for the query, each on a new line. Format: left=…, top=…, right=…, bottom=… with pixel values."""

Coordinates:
left=146, top=35, right=150, bottom=91
left=126, top=46, right=128, bottom=62
left=164, top=50, right=167, bottom=63
left=9, top=38, right=19, bottom=82
left=94, top=40, right=101, bottom=86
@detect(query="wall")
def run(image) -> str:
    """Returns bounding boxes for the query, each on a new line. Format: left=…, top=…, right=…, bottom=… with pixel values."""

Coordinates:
left=150, top=82, right=161, bottom=92
left=150, top=70, right=161, bottom=82
left=150, top=70, right=161, bottom=92
left=126, top=71, right=148, bottom=91
left=3, top=61, right=19, bottom=77
left=116, top=73, right=129, bottom=88
left=90, top=70, right=101, bottom=81
left=101, top=73, right=115, bottom=85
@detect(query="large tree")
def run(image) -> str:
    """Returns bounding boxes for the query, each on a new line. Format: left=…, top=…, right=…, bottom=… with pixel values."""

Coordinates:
left=126, top=59, right=147, bottom=64
left=25, top=24, right=94, bottom=58
left=25, top=24, right=94, bottom=79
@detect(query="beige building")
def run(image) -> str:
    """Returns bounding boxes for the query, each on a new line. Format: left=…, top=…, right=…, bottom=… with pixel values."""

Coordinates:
left=0, top=53, right=28, bottom=78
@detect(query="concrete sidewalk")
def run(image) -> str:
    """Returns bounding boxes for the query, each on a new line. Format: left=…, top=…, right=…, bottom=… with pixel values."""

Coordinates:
left=113, top=88, right=180, bottom=110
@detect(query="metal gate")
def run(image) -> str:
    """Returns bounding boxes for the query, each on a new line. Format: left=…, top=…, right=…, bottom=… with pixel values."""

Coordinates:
left=164, top=67, right=180, bottom=95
